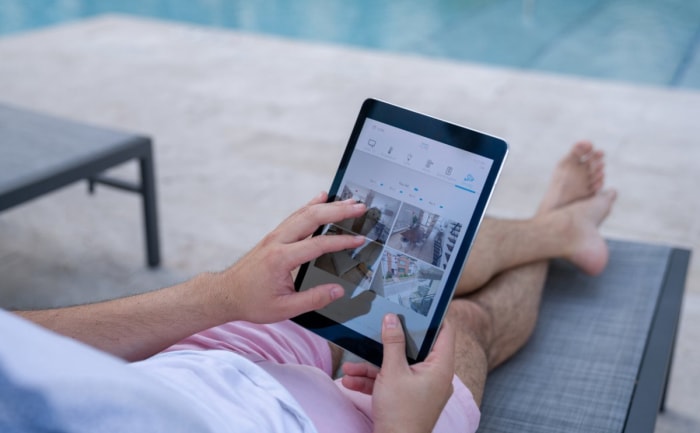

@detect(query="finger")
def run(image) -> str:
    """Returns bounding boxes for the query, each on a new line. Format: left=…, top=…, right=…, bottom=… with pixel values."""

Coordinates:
left=277, top=200, right=366, bottom=243
left=290, top=199, right=365, bottom=239
left=306, top=191, right=328, bottom=206
left=277, top=283, right=345, bottom=317
left=342, top=361, right=380, bottom=379
left=284, top=233, right=366, bottom=267
left=340, top=375, right=375, bottom=395
left=381, top=313, right=409, bottom=374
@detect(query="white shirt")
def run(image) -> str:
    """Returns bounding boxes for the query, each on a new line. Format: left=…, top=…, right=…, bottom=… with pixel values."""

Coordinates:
left=0, top=309, right=316, bottom=433
left=133, top=349, right=317, bottom=433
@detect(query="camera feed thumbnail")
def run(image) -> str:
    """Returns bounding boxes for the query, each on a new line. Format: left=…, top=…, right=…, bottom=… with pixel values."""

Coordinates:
left=386, top=203, right=463, bottom=269
left=314, top=225, right=384, bottom=298
left=335, top=183, right=401, bottom=244
left=373, top=249, right=444, bottom=317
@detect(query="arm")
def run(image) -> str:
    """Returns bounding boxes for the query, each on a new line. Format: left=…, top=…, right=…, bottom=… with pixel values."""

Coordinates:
left=341, top=313, right=456, bottom=433
left=15, top=192, right=366, bottom=362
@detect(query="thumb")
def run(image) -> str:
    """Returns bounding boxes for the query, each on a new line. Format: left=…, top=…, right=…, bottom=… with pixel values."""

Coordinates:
left=381, top=313, right=409, bottom=372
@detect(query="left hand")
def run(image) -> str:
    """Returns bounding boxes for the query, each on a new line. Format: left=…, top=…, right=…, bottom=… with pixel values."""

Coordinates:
left=212, top=192, right=367, bottom=324
left=341, top=314, right=456, bottom=433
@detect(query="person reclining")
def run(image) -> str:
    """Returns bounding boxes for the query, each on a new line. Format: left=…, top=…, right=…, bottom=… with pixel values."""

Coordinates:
left=6, top=141, right=616, bottom=433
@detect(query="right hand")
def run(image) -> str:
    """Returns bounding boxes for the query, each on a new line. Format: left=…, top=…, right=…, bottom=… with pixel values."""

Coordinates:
left=211, top=192, right=367, bottom=324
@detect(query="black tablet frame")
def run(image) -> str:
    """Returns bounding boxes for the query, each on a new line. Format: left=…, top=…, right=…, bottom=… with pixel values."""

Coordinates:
left=293, top=98, right=508, bottom=366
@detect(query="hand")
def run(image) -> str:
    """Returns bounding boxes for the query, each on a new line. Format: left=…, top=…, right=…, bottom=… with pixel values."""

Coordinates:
left=341, top=314, right=456, bottom=433
left=213, top=192, right=366, bottom=324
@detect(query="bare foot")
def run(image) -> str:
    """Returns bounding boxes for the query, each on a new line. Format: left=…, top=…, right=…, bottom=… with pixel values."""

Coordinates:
left=557, top=189, right=618, bottom=275
left=537, top=141, right=605, bottom=214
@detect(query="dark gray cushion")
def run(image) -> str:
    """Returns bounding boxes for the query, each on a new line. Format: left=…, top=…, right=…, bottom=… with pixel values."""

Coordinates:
left=478, top=240, right=673, bottom=433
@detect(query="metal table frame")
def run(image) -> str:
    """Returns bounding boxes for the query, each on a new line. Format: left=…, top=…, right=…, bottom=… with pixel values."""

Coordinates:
left=0, top=104, right=160, bottom=267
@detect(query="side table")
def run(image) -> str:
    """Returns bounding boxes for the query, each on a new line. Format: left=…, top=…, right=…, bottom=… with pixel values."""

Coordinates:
left=0, top=103, right=160, bottom=267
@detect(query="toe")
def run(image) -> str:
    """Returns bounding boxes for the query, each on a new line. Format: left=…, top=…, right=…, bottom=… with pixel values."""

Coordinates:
left=572, top=141, right=594, bottom=159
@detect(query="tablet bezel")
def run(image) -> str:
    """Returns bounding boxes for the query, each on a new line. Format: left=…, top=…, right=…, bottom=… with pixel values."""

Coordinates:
left=293, top=98, right=508, bottom=365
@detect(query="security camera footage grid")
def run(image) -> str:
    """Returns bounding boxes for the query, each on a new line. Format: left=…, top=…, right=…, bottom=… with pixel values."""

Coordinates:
left=312, top=183, right=463, bottom=317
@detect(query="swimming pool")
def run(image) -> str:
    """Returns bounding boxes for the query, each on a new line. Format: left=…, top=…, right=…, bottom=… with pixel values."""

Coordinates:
left=0, top=0, right=698, bottom=89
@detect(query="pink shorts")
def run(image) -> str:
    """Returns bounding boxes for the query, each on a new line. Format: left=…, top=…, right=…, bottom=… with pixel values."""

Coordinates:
left=166, top=321, right=480, bottom=433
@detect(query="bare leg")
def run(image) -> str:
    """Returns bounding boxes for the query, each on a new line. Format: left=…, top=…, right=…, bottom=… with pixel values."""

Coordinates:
left=456, top=195, right=614, bottom=295
left=447, top=142, right=616, bottom=405
left=446, top=265, right=545, bottom=406
left=456, top=142, right=607, bottom=295
left=448, top=191, right=616, bottom=405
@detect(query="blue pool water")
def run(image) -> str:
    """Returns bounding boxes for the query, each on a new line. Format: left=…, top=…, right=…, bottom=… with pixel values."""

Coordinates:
left=0, top=0, right=698, bottom=89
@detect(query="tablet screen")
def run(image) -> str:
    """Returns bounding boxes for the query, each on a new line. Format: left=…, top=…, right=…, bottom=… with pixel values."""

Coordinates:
left=294, top=99, right=507, bottom=365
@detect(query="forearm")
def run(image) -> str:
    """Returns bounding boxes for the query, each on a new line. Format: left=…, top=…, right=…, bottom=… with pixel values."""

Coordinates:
left=15, top=271, right=234, bottom=362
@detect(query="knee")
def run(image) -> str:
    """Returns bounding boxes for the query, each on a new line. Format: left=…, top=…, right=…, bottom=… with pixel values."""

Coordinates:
left=445, top=300, right=493, bottom=355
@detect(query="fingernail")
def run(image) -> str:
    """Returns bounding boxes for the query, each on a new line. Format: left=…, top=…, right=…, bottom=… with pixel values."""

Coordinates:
left=353, top=203, right=366, bottom=210
left=330, top=286, right=344, bottom=300
left=384, top=314, right=399, bottom=329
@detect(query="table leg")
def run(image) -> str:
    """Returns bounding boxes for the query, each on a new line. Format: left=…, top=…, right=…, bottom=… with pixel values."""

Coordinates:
left=140, top=143, right=161, bottom=267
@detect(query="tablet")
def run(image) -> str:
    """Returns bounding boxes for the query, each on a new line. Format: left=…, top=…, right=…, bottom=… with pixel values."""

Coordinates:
left=293, top=99, right=508, bottom=365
